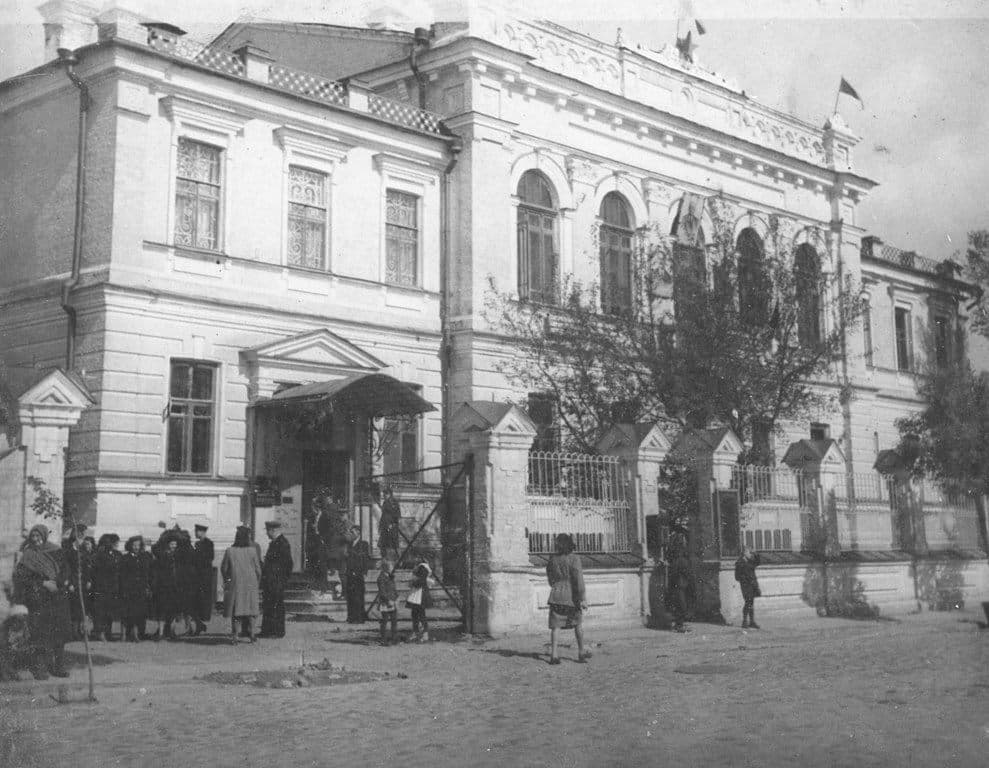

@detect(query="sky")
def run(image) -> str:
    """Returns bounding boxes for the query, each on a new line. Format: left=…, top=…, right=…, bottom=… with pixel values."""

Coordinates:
left=1, top=0, right=987, bottom=262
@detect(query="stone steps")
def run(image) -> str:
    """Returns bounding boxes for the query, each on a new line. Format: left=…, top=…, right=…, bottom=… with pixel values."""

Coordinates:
left=284, top=570, right=462, bottom=618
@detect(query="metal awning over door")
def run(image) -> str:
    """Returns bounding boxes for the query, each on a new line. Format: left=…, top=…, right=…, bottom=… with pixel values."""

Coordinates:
left=251, top=372, right=435, bottom=418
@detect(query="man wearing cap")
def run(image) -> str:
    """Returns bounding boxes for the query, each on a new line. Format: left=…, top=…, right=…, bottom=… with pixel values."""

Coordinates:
left=259, top=521, right=293, bottom=638
left=192, top=524, right=215, bottom=635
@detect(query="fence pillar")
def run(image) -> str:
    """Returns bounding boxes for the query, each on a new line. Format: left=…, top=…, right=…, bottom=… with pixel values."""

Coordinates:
left=783, top=438, right=846, bottom=556
left=597, top=423, right=672, bottom=622
left=449, top=402, right=537, bottom=635
left=1, top=371, right=91, bottom=584
left=668, top=427, right=744, bottom=623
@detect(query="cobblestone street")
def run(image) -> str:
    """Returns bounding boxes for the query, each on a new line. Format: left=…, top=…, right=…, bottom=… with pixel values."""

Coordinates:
left=2, top=610, right=988, bottom=768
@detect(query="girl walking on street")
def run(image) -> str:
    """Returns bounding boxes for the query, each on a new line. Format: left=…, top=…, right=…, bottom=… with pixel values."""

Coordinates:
left=546, top=533, right=590, bottom=665
left=735, top=546, right=762, bottom=629
left=406, top=560, right=433, bottom=643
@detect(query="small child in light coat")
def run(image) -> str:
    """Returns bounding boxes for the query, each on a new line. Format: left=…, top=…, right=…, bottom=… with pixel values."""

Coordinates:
left=406, top=560, right=433, bottom=643
left=376, top=558, right=399, bottom=645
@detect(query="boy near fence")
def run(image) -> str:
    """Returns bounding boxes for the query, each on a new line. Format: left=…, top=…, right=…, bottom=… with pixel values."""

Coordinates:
left=377, top=558, right=399, bottom=645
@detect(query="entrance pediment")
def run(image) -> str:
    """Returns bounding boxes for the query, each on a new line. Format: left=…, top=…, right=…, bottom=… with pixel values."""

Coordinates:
left=241, top=329, right=386, bottom=400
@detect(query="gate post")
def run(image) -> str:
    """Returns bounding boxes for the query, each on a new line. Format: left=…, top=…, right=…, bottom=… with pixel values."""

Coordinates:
left=596, top=423, right=671, bottom=622
left=449, top=403, right=537, bottom=635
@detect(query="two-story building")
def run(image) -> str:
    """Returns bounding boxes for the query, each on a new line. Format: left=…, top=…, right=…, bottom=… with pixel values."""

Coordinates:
left=1, top=4, right=980, bottom=608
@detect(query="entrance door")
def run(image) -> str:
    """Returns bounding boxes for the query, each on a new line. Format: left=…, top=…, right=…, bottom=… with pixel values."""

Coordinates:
left=302, top=451, right=351, bottom=571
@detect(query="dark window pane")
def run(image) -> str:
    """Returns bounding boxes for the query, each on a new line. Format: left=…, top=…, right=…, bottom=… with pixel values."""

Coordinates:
left=167, top=416, right=185, bottom=472
left=895, top=308, right=911, bottom=371
left=170, top=364, right=190, bottom=398
left=192, top=367, right=213, bottom=400
left=191, top=418, right=212, bottom=474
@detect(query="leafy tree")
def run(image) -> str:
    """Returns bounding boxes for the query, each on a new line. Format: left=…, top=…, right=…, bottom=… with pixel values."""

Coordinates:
left=963, top=229, right=989, bottom=338
left=897, top=349, right=989, bottom=554
left=487, top=197, right=863, bottom=461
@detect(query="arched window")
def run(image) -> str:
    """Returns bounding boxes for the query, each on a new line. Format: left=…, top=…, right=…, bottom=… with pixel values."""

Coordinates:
left=517, top=170, right=558, bottom=304
left=794, top=244, right=823, bottom=345
left=673, top=227, right=707, bottom=320
left=737, top=228, right=771, bottom=326
left=599, top=192, right=634, bottom=315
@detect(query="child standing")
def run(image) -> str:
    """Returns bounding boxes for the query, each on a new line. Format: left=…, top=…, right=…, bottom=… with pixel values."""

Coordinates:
left=406, top=560, right=433, bottom=643
left=376, top=558, right=399, bottom=645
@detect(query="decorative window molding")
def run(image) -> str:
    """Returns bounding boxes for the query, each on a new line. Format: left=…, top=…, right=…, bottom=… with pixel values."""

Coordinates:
left=161, top=95, right=248, bottom=252
left=374, top=153, right=436, bottom=287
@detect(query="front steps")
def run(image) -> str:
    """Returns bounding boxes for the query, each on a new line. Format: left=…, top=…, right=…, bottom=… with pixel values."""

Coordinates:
left=285, top=570, right=462, bottom=621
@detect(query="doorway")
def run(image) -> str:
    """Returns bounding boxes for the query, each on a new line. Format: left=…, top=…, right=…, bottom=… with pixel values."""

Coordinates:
left=302, top=450, right=351, bottom=572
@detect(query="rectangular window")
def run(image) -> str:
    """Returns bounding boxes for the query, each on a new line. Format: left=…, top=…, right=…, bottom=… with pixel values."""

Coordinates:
left=933, top=314, right=951, bottom=368
left=287, top=166, right=328, bottom=269
left=862, top=304, right=873, bottom=367
left=810, top=422, right=830, bottom=441
left=385, top=189, right=418, bottom=287
left=527, top=392, right=560, bottom=452
left=167, top=361, right=216, bottom=474
left=894, top=306, right=913, bottom=372
left=382, top=386, right=421, bottom=480
left=174, top=138, right=222, bottom=250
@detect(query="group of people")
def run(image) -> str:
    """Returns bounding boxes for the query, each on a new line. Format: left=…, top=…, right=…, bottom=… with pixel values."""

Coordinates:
left=58, top=522, right=215, bottom=643
left=305, top=487, right=404, bottom=625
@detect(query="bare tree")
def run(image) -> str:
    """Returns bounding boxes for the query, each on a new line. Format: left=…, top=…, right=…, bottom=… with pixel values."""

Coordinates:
left=487, top=196, right=864, bottom=461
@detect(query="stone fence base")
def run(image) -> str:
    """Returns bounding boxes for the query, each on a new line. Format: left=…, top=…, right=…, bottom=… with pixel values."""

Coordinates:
left=475, top=566, right=647, bottom=636
left=716, top=556, right=989, bottom=623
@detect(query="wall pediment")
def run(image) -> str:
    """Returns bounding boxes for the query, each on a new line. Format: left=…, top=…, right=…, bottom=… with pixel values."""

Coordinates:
left=241, top=329, right=386, bottom=399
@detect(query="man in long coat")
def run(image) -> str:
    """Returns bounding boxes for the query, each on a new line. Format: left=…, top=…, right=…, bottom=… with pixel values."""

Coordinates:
left=259, top=521, right=293, bottom=638
left=192, top=524, right=215, bottom=635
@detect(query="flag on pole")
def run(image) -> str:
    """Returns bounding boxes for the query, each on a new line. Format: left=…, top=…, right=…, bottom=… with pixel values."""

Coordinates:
left=695, top=19, right=706, bottom=35
left=838, top=77, right=863, bottom=108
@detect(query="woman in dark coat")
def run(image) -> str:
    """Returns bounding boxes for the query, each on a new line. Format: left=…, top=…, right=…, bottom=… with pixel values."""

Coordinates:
left=90, top=533, right=121, bottom=641
left=65, top=534, right=94, bottom=639
left=13, top=524, right=72, bottom=679
left=545, top=533, right=589, bottom=664
left=175, top=531, right=198, bottom=635
left=153, top=533, right=183, bottom=640
left=344, top=528, right=370, bottom=623
left=377, top=487, right=402, bottom=559
left=734, top=546, right=762, bottom=629
left=119, top=535, right=152, bottom=641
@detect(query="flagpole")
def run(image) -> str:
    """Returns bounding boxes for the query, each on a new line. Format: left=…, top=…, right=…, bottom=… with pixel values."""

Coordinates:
left=832, top=85, right=840, bottom=117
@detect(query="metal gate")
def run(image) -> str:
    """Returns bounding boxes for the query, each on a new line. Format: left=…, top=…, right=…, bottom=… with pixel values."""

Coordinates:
left=356, top=457, right=474, bottom=631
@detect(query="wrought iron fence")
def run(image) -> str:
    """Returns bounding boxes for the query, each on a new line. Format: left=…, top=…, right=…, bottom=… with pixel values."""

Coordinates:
left=526, top=451, right=633, bottom=553
left=729, top=465, right=985, bottom=554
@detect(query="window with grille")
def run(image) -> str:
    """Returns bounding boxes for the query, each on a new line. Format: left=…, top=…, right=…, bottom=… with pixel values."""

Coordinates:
left=385, top=189, right=418, bottom=287
left=287, top=166, right=328, bottom=269
left=382, top=386, right=422, bottom=480
left=894, top=306, right=913, bottom=371
left=794, top=244, right=823, bottom=346
left=167, top=361, right=216, bottom=474
left=599, top=192, right=634, bottom=315
left=737, top=228, right=771, bottom=326
left=517, top=170, right=558, bottom=305
left=174, top=138, right=222, bottom=250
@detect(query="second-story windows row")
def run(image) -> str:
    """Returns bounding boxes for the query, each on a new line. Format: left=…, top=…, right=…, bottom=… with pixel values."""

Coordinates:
left=172, top=138, right=420, bottom=288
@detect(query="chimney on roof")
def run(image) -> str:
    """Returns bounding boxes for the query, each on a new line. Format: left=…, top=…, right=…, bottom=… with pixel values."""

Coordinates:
left=38, top=0, right=100, bottom=62
left=141, top=21, right=187, bottom=48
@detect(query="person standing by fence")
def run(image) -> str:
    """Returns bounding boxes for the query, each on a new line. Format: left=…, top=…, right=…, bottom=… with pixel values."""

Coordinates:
left=666, top=536, right=691, bottom=633
left=735, top=546, right=762, bottom=629
left=546, top=533, right=590, bottom=664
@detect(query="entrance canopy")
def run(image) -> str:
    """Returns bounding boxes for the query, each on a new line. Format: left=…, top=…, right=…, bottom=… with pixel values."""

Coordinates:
left=252, top=373, right=434, bottom=419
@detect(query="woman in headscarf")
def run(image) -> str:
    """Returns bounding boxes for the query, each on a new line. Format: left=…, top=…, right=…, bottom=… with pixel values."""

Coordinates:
left=153, top=531, right=183, bottom=640
left=90, top=533, right=121, bottom=641
left=13, top=524, right=72, bottom=679
left=221, top=525, right=262, bottom=643
left=119, top=535, right=151, bottom=642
